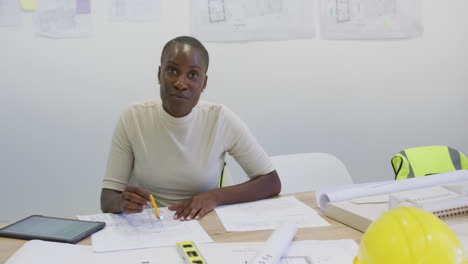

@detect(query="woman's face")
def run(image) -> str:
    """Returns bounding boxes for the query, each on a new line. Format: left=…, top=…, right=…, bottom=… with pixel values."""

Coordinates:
left=158, top=43, right=208, bottom=118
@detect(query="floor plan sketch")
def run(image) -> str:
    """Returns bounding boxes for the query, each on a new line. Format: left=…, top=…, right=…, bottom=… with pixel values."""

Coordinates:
left=256, top=0, right=282, bottom=16
left=198, top=240, right=359, bottom=264
left=110, top=0, right=126, bottom=19
left=191, top=0, right=314, bottom=41
left=320, top=0, right=422, bottom=39
left=78, top=208, right=213, bottom=252
left=109, top=0, right=162, bottom=21
left=208, top=0, right=226, bottom=22
left=336, top=0, right=350, bottom=23
left=34, top=0, right=92, bottom=38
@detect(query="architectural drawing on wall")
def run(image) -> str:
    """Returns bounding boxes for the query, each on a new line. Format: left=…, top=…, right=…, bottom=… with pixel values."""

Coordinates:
left=0, top=0, right=22, bottom=26
left=320, top=0, right=422, bottom=39
left=257, top=0, right=282, bottom=16
left=109, top=0, right=162, bottom=22
left=191, top=0, right=315, bottom=42
left=208, top=0, right=226, bottom=23
left=336, top=0, right=350, bottom=23
left=34, top=0, right=92, bottom=38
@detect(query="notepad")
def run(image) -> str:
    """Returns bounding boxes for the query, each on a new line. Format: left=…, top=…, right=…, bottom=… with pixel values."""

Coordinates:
left=0, top=215, right=105, bottom=244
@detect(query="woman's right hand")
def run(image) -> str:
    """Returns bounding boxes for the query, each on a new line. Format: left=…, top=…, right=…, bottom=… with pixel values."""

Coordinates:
left=119, top=186, right=150, bottom=214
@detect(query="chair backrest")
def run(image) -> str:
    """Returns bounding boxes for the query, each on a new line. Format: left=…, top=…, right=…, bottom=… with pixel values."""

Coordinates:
left=218, top=162, right=233, bottom=188
left=391, top=146, right=468, bottom=180
left=270, top=153, right=353, bottom=195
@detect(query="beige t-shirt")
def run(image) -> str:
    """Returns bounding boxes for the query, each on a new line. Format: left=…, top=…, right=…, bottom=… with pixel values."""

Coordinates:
left=102, top=99, right=274, bottom=206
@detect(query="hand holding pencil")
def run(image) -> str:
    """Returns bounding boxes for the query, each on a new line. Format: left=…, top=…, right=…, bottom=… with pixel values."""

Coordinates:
left=149, top=194, right=161, bottom=221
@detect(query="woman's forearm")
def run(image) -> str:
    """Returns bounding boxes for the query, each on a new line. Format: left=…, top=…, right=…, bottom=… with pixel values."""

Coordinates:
left=215, top=170, right=281, bottom=205
left=100, top=188, right=123, bottom=213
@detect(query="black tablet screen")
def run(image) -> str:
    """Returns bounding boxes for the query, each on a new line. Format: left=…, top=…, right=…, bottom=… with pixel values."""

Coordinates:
left=0, top=215, right=105, bottom=243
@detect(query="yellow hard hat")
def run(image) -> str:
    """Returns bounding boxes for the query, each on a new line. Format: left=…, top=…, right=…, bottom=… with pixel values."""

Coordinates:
left=354, top=206, right=467, bottom=264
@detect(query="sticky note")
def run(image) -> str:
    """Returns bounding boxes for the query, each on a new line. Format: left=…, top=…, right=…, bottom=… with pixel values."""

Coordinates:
left=20, top=0, right=36, bottom=11
left=76, top=0, right=91, bottom=14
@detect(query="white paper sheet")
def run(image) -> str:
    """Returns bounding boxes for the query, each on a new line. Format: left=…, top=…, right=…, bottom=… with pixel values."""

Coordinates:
left=202, top=240, right=358, bottom=264
left=215, top=196, right=330, bottom=231
left=77, top=207, right=213, bottom=252
left=446, top=218, right=468, bottom=254
left=34, top=0, right=92, bottom=38
left=109, top=0, right=162, bottom=22
left=319, top=0, right=423, bottom=39
left=5, top=239, right=359, bottom=264
left=316, top=170, right=468, bottom=212
left=0, top=0, right=22, bottom=26
left=5, top=240, right=183, bottom=264
left=249, top=221, right=297, bottom=264
left=191, top=0, right=315, bottom=42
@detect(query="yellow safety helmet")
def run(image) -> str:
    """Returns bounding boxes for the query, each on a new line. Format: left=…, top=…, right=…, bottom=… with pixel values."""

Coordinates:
left=354, top=206, right=467, bottom=264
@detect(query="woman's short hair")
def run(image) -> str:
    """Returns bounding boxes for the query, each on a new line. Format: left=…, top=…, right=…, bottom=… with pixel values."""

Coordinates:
left=161, top=36, right=209, bottom=72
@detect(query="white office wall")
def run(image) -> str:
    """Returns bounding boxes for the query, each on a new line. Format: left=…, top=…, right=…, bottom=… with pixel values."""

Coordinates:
left=1, top=0, right=467, bottom=223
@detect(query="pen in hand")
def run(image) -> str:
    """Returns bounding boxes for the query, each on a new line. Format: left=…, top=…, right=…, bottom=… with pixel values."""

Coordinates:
left=149, top=194, right=161, bottom=221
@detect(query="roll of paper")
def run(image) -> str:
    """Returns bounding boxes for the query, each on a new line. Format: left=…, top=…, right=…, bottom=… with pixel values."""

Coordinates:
left=248, top=221, right=297, bottom=264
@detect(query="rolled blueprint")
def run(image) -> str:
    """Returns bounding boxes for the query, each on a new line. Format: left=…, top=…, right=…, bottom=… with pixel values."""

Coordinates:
left=316, top=170, right=468, bottom=211
left=248, top=221, right=297, bottom=264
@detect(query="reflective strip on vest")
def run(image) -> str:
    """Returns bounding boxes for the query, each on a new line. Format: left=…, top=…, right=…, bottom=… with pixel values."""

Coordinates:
left=400, top=151, right=415, bottom=178
left=448, top=147, right=462, bottom=170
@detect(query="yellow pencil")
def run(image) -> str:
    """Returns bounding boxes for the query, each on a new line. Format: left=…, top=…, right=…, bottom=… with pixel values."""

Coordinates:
left=149, top=194, right=161, bottom=221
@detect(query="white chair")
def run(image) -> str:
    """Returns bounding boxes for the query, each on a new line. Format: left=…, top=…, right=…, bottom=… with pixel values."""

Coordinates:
left=219, top=164, right=233, bottom=188
left=271, top=153, right=353, bottom=194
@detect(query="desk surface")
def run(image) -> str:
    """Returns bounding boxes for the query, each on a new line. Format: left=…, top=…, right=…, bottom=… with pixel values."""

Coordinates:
left=0, top=192, right=363, bottom=263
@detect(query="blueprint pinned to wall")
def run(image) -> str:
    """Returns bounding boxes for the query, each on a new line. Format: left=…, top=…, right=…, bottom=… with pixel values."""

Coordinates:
left=34, top=0, right=92, bottom=38
left=109, top=0, right=162, bottom=22
left=191, top=0, right=315, bottom=42
left=0, top=0, right=22, bottom=26
left=319, top=0, right=423, bottom=39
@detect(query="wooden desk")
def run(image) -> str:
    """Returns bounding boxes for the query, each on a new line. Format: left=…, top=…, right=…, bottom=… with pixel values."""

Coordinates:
left=0, top=192, right=363, bottom=263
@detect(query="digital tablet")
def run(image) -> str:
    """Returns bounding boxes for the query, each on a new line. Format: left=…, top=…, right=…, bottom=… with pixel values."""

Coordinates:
left=0, top=215, right=106, bottom=244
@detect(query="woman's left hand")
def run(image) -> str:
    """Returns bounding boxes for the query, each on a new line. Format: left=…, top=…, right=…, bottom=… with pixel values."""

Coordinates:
left=168, top=172, right=281, bottom=221
left=168, top=190, right=220, bottom=221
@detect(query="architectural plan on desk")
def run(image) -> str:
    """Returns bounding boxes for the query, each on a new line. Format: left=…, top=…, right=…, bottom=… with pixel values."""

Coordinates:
left=5, top=239, right=359, bottom=264
left=77, top=207, right=212, bottom=252
left=319, top=0, right=423, bottom=39
left=215, top=196, right=330, bottom=232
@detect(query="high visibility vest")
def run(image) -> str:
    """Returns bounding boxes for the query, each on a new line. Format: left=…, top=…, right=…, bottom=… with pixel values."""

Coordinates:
left=391, top=146, right=468, bottom=180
